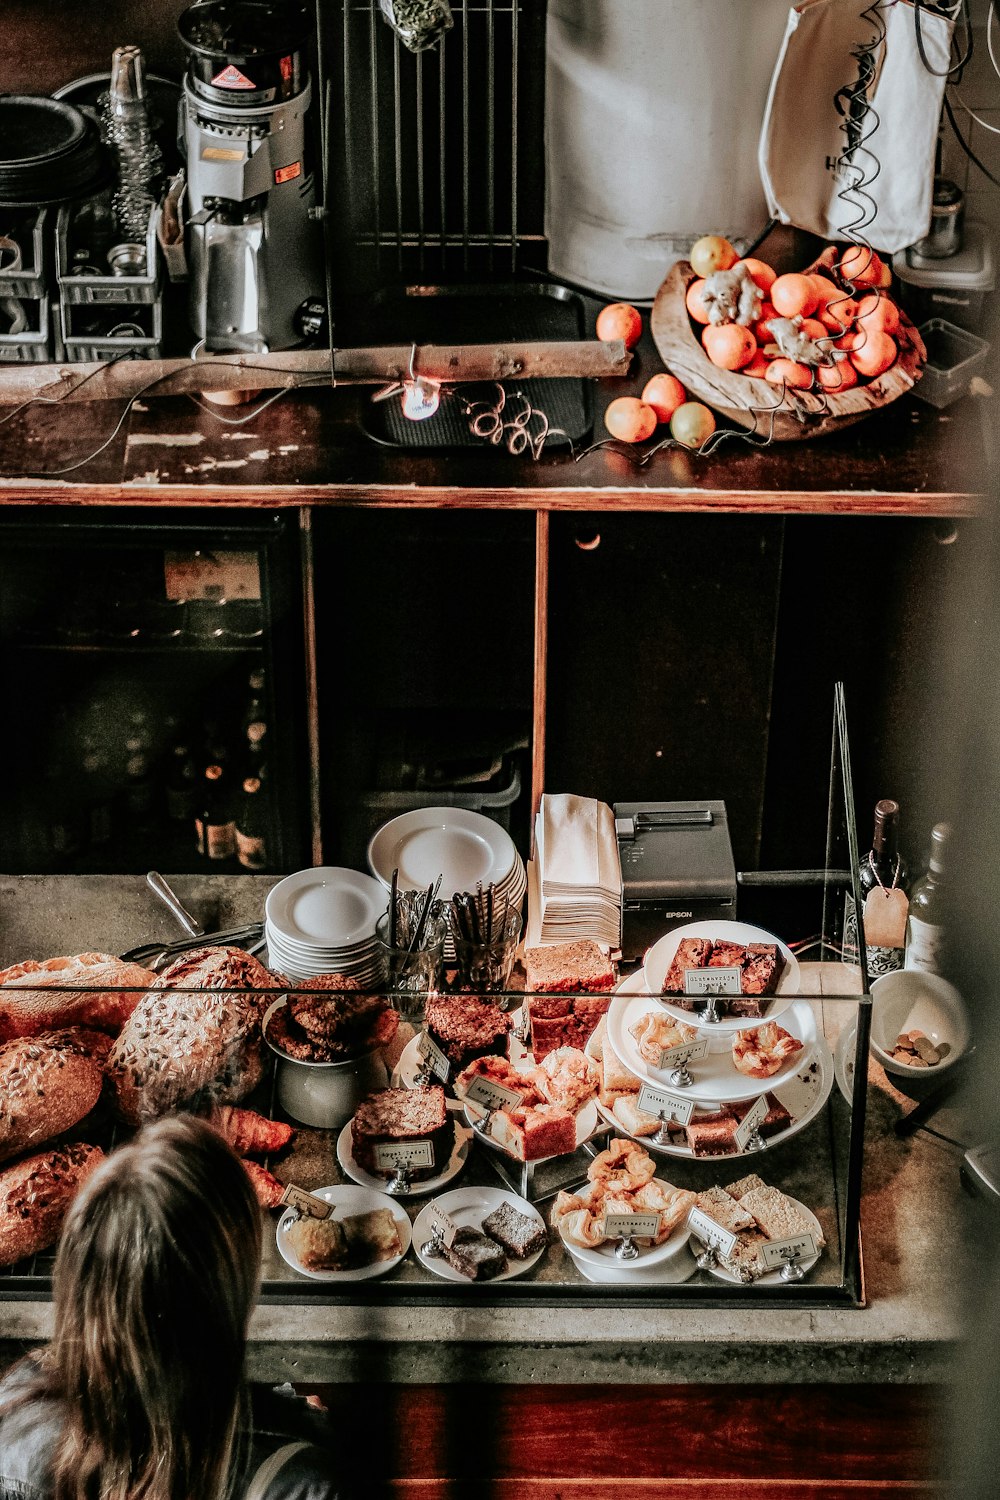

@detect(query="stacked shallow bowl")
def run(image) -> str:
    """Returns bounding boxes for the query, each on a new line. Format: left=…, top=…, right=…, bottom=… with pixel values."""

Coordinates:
left=265, top=867, right=388, bottom=985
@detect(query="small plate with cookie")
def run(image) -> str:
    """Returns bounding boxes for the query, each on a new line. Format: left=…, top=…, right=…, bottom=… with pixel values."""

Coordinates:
left=276, top=1184, right=411, bottom=1282
left=412, top=1186, right=548, bottom=1283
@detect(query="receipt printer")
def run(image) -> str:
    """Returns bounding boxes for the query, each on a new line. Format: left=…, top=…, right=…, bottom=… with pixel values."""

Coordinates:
left=614, top=800, right=737, bottom=962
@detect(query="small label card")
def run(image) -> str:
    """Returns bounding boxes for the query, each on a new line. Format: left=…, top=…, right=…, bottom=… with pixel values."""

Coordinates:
left=373, top=1140, right=435, bottom=1172
left=687, top=1207, right=739, bottom=1258
left=417, top=1030, right=451, bottom=1083
left=760, top=1233, right=818, bottom=1271
left=733, top=1095, right=770, bottom=1153
left=637, top=1083, right=696, bottom=1127
left=426, top=1205, right=460, bottom=1248
left=602, top=1211, right=660, bottom=1241
left=464, top=1076, right=524, bottom=1113
left=280, top=1184, right=332, bottom=1220
left=684, top=967, right=743, bottom=996
left=656, top=1037, right=711, bottom=1072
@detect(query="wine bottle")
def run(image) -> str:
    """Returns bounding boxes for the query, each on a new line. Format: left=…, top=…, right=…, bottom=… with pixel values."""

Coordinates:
left=195, top=763, right=236, bottom=861
left=235, top=776, right=268, bottom=870
left=905, top=823, right=950, bottom=975
left=165, top=743, right=199, bottom=823
left=853, top=799, right=910, bottom=978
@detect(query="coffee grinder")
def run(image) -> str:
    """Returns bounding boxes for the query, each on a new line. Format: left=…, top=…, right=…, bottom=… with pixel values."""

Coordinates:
left=177, top=0, right=325, bottom=353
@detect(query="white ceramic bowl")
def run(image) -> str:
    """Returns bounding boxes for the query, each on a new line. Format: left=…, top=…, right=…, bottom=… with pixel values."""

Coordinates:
left=869, top=971, right=971, bottom=1078
left=262, top=997, right=389, bottom=1127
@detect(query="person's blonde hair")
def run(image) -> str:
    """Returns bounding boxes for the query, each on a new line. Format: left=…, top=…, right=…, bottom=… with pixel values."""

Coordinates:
left=44, top=1114, right=262, bottom=1500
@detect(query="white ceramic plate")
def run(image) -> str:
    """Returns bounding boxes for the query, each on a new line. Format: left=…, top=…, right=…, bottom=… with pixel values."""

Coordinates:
left=275, top=1184, right=411, bottom=1282
left=556, top=1187, right=693, bottom=1270
left=568, top=1243, right=698, bottom=1285
left=835, top=1018, right=858, bottom=1105
left=265, top=868, right=388, bottom=949
left=463, top=1096, right=599, bottom=1161
left=411, top=1187, right=547, bottom=1282
left=586, top=1022, right=834, bottom=1160
left=693, top=1196, right=825, bottom=1286
left=606, top=975, right=817, bottom=1104
left=368, top=807, right=518, bottom=898
left=643, top=920, right=800, bottom=1031
left=391, top=1010, right=530, bottom=1088
left=336, top=1099, right=473, bottom=1196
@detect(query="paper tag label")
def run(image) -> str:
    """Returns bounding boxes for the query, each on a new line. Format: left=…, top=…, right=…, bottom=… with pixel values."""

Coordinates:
left=602, top=1212, right=660, bottom=1240
left=373, top=1140, right=435, bottom=1171
left=464, top=1076, right=524, bottom=1112
left=417, top=1030, right=451, bottom=1083
left=863, top=886, right=909, bottom=948
left=656, top=1037, right=711, bottom=1071
left=637, top=1084, right=695, bottom=1126
left=733, top=1095, right=770, bottom=1153
left=426, top=1205, right=460, bottom=1248
left=760, top=1233, right=818, bottom=1270
left=684, top=967, right=743, bottom=996
left=211, top=64, right=257, bottom=90
left=280, top=1184, right=332, bottom=1219
left=275, top=161, right=302, bottom=185
left=687, top=1206, right=738, bottom=1258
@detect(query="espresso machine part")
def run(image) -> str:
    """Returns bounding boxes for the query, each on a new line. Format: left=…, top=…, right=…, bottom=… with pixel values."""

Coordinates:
left=177, top=1, right=324, bottom=353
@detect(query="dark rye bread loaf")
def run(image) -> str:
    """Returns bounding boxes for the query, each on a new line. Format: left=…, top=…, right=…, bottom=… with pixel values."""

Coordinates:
left=0, top=953, right=154, bottom=1041
left=0, top=1142, right=104, bottom=1268
left=106, top=946, right=283, bottom=1126
left=0, top=1029, right=108, bottom=1164
left=351, top=1086, right=451, bottom=1181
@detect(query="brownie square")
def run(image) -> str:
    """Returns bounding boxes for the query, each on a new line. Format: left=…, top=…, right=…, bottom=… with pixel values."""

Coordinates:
left=441, top=1226, right=507, bottom=1281
left=662, top=937, right=713, bottom=995
left=742, top=943, right=784, bottom=997
left=481, top=1202, right=547, bottom=1259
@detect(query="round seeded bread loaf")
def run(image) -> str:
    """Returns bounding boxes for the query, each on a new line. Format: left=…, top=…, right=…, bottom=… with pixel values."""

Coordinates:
left=0, top=1030, right=107, bottom=1164
left=0, top=953, right=154, bottom=1041
left=0, top=1142, right=104, bottom=1268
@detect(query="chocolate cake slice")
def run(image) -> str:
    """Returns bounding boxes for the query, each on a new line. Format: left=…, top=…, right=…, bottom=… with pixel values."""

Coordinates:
left=440, top=1225, right=507, bottom=1281
left=481, top=1201, right=547, bottom=1259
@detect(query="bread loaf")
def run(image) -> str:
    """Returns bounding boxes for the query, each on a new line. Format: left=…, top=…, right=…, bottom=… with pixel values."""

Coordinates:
left=0, top=1030, right=106, bottom=1164
left=106, top=946, right=282, bottom=1126
left=0, top=1142, right=104, bottom=1267
left=0, top=953, right=154, bottom=1041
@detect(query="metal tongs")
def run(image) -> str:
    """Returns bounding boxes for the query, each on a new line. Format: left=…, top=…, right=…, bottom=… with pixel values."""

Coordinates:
left=119, top=871, right=265, bottom=970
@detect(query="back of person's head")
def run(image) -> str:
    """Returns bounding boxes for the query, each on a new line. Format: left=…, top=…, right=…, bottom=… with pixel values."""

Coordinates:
left=49, top=1113, right=262, bottom=1500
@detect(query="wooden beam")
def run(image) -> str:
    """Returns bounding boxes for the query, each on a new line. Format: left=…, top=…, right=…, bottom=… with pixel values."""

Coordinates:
left=0, top=340, right=631, bottom=405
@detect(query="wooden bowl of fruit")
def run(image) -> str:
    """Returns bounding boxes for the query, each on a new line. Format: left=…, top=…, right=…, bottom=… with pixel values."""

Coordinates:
left=650, top=240, right=926, bottom=442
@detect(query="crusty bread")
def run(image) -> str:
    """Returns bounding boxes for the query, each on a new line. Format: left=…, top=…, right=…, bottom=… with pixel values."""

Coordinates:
left=106, top=946, right=281, bottom=1126
left=0, top=1030, right=105, bottom=1163
left=0, top=1142, right=104, bottom=1267
left=524, top=941, right=616, bottom=994
left=0, top=953, right=154, bottom=1041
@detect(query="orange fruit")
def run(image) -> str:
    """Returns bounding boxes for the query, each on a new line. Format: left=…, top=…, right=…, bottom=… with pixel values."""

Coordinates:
left=737, top=257, right=777, bottom=293
left=847, top=329, right=897, bottom=377
left=742, top=350, right=771, bottom=379
left=856, top=292, right=900, bottom=336
left=596, top=302, right=643, bottom=349
left=604, top=397, right=657, bottom=442
left=690, top=234, right=739, bottom=277
left=770, top=273, right=819, bottom=319
left=811, top=276, right=858, bottom=333
left=816, top=360, right=859, bottom=392
left=641, top=372, right=687, bottom=423
left=686, top=279, right=712, bottom=325
left=765, top=358, right=813, bottom=390
left=702, top=322, right=757, bottom=371
left=838, top=245, right=884, bottom=290
left=669, top=401, right=716, bottom=448
left=753, top=301, right=780, bottom=344
left=799, top=317, right=829, bottom=343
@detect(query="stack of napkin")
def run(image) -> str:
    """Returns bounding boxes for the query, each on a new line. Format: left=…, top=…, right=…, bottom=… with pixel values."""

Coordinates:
left=526, top=793, right=622, bottom=949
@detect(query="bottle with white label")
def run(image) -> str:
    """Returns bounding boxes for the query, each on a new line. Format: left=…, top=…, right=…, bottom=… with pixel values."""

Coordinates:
left=905, top=823, right=950, bottom=975
left=844, top=799, right=910, bottom=977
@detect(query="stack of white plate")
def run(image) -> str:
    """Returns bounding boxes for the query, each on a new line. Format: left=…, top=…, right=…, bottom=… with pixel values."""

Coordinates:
left=367, top=808, right=527, bottom=957
left=264, top=867, right=388, bottom=985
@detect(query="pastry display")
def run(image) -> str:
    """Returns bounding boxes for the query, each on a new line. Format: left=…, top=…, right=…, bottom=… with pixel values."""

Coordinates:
left=350, top=1085, right=452, bottom=1181
left=732, top=1022, right=804, bottom=1080
left=691, top=1173, right=826, bottom=1283
left=628, top=1011, right=699, bottom=1068
left=0, top=953, right=155, bottom=1041
left=661, top=937, right=784, bottom=1016
left=423, top=993, right=511, bottom=1071
left=481, top=1201, right=548, bottom=1259
left=551, top=1140, right=696, bottom=1250
left=528, top=1046, right=600, bottom=1111
left=266, top=985, right=399, bottom=1064
left=285, top=1206, right=402, bottom=1271
left=0, top=1142, right=105, bottom=1268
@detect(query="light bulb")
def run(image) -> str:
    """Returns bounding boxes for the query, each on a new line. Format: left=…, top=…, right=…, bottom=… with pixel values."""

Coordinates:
left=401, top=378, right=441, bottom=421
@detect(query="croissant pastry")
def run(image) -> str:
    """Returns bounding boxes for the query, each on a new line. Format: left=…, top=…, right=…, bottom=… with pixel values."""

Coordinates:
left=732, top=1021, right=804, bottom=1079
left=629, top=1011, right=699, bottom=1068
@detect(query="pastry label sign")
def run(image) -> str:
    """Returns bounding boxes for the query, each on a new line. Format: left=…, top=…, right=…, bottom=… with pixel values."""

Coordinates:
left=684, top=967, right=743, bottom=996
left=760, top=1233, right=818, bottom=1270
left=417, top=1030, right=451, bottom=1083
left=426, top=1205, right=460, bottom=1248
left=637, top=1084, right=695, bottom=1126
left=602, top=1212, right=660, bottom=1241
left=687, top=1207, right=738, bottom=1258
left=374, top=1140, right=435, bottom=1171
left=733, top=1095, right=770, bottom=1153
left=464, top=1076, right=524, bottom=1112
left=280, top=1184, right=332, bottom=1220
left=657, top=1037, right=711, bottom=1071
